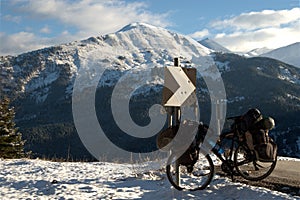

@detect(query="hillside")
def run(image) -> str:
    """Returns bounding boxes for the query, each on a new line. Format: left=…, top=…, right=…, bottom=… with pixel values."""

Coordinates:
left=0, top=23, right=299, bottom=160
left=243, top=47, right=272, bottom=57
left=260, top=42, right=300, bottom=68
left=213, top=52, right=300, bottom=158
left=198, top=38, right=231, bottom=53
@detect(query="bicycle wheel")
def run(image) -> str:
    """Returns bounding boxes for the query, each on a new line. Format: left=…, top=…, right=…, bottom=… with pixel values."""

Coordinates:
left=166, top=152, right=214, bottom=191
left=234, top=144, right=277, bottom=181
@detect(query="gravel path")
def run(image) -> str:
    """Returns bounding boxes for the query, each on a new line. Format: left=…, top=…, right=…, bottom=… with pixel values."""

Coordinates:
left=216, top=160, right=300, bottom=197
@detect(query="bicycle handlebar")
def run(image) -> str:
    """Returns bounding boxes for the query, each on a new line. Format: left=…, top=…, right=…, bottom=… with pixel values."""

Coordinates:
left=227, top=116, right=241, bottom=120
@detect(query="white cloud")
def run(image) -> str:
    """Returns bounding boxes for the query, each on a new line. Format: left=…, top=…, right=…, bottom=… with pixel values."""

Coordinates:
left=214, top=26, right=299, bottom=52
left=40, top=25, right=51, bottom=34
left=3, top=15, right=21, bottom=23
left=2, top=2, right=299, bottom=55
left=1, top=0, right=170, bottom=55
left=211, top=8, right=300, bottom=31
left=0, top=32, right=46, bottom=55
left=210, top=8, right=300, bottom=52
left=0, top=31, right=78, bottom=56
left=16, top=0, right=170, bottom=36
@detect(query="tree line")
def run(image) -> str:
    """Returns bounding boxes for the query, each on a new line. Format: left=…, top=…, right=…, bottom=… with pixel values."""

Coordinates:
left=0, top=96, right=25, bottom=158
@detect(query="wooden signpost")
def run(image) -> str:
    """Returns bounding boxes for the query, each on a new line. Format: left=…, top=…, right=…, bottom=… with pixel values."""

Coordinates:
left=162, top=57, right=197, bottom=185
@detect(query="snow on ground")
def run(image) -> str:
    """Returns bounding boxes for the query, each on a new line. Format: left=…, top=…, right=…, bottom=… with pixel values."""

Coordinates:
left=0, top=157, right=298, bottom=200
left=278, top=156, right=300, bottom=162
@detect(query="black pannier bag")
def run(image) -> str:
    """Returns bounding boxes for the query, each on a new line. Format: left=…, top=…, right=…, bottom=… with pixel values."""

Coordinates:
left=177, top=122, right=208, bottom=167
left=254, top=141, right=277, bottom=162
left=177, top=142, right=199, bottom=169
left=252, top=129, right=277, bottom=162
left=156, top=121, right=208, bottom=167
left=239, top=108, right=263, bottom=133
left=156, top=125, right=178, bottom=151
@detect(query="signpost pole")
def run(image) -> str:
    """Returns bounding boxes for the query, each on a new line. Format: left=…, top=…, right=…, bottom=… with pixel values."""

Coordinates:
left=173, top=58, right=181, bottom=186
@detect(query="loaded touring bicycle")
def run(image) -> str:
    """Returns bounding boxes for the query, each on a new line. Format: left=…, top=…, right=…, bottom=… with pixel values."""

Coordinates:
left=158, top=108, right=278, bottom=191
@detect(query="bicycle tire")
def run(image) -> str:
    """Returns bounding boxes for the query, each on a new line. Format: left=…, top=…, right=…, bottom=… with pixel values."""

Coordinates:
left=234, top=144, right=277, bottom=181
left=166, top=152, right=214, bottom=191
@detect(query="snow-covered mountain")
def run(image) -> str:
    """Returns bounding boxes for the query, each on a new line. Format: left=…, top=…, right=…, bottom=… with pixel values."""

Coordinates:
left=0, top=23, right=300, bottom=160
left=243, top=47, right=272, bottom=57
left=199, top=38, right=231, bottom=53
left=260, top=42, right=300, bottom=68
left=0, top=22, right=213, bottom=102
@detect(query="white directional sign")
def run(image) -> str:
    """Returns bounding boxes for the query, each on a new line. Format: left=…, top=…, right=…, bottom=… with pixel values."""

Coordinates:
left=163, top=67, right=196, bottom=107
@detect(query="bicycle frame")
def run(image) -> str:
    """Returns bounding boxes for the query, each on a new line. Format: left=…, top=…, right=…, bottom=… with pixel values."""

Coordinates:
left=210, top=130, right=239, bottom=180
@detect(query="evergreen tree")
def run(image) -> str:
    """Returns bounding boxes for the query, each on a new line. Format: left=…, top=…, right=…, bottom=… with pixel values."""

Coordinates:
left=0, top=97, right=25, bottom=158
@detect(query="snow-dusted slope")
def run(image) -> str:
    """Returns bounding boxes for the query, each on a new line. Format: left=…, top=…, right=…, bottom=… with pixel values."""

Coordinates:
left=243, top=47, right=272, bottom=57
left=1, top=22, right=214, bottom=102
left=72, top=22, right=214, bottom=95
left=260, top=42, right=300, bottom=68
left=199, top=38, right=231, bottom=53
left=0, top=158, right=298, bottom=199
left=1, top=23, right=300, bottom=160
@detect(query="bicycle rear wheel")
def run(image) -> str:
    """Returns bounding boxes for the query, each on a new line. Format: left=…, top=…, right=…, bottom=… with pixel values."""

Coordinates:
left=234, top=144, right=277, bottom=181
left=166, top=152, right=214, bottom=191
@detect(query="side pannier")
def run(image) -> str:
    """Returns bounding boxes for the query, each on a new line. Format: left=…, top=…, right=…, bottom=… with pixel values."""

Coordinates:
left=156, top=121, right=209, bottom=170
left=251, top=119, right=277, bottom=162
left=156, top=125, right=178, bottom=151
left=253, top=132, right=277, bottom=162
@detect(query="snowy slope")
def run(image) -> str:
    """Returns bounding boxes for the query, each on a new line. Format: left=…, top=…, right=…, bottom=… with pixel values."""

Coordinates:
left=72, top=22, right=214, bottom=95
left=199, top=38, right=231, bottom=53
left=0, top=157, right=298, bottom=200
left=1, top=22, right=214, bottom=103
left=260, top=42, right=300, bottom=68
left=1, top=22, right=300, bottom=160
left=243, top=47, right=272, bottom=57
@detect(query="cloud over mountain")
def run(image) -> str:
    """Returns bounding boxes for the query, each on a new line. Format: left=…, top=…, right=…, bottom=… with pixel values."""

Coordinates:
left=1, top=1, right=299, bottom=56
left=0, top=0, right=170, bottom=56
left=211, top=8, right=300, bottom=52
left=211, top=8, right=300, bottom=30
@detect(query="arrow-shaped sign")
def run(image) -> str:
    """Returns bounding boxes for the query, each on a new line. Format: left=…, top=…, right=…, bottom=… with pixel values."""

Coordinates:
left=164, top=67, right=196, bottom=107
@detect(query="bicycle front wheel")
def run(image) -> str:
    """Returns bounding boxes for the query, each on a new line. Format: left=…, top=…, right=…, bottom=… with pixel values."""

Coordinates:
left=234, top=144, right=277, bottom=181
left=166, top=152, right=214, bottom=191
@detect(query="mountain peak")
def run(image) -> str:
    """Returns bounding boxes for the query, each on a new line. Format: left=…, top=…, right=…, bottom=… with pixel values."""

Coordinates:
left=117, top=22, right=163, bottom=33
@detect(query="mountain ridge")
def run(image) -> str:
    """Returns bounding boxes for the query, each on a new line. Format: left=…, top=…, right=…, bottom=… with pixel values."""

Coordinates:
left=199, top=38, right=231, bottom=53
left=260, top=42, right=300, bottom=68
left=0, top=23, right=299, bottom=160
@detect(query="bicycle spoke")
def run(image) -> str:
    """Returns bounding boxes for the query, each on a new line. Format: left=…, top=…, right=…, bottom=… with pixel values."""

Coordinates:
left=254, top=162, right=267, bottom=169
left=166, top=153, right=214, bottom=191
left=234, top=144, right=277, bottom=181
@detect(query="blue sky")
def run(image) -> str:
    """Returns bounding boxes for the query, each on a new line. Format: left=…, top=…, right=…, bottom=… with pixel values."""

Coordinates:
left=0, top=0, right=299, bottom=55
